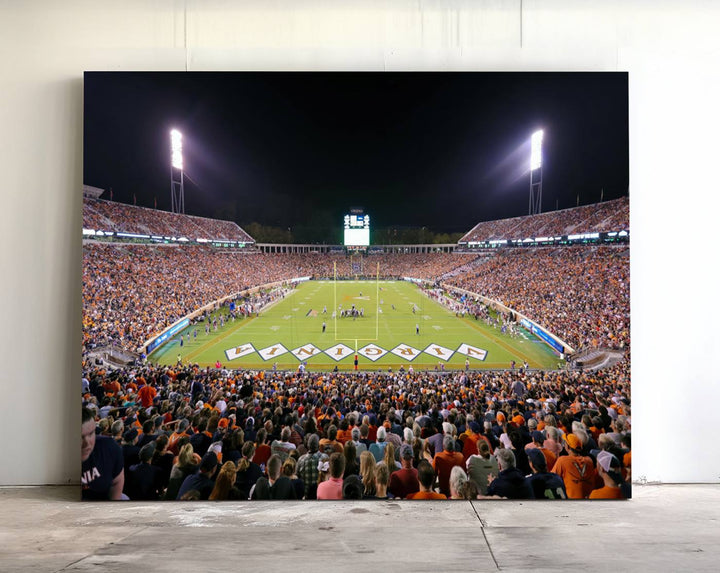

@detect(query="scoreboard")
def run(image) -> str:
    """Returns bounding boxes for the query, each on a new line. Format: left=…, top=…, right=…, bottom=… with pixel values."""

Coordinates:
left=343, top=213, right=370, bottom=246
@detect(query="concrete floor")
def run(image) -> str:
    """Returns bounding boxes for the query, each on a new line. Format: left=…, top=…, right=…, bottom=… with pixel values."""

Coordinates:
left=1, top=485, right=718, bottom=572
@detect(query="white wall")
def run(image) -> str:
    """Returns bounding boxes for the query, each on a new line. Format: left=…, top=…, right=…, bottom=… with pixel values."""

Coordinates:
left=1, top=0, right=718, bottom=485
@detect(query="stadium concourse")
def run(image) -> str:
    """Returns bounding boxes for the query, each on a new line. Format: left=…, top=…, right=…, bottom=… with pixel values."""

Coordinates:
left=81, top=196, right=630, bottom=501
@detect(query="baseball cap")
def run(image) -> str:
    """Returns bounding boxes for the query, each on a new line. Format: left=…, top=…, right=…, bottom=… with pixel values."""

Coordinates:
left=597, top=450, right=620, bottom=473
left=532, top=430, right=545, bottom=444
left=527, top=448, right=547, bottom=471
left=564, top=433, right=582, bottom=451
left=122, top=428, right=138, bottom=442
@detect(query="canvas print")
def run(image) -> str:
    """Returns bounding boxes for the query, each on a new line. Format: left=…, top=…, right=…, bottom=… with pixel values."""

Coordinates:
left=81, top=72, right=630, bottom=501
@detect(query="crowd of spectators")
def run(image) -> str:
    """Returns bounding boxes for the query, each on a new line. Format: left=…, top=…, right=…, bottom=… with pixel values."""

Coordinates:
left=82, top=244, right=475, bottom=352
left=81, top=359, right=630, bottom=501
left=459, top=197, right=629, bottom=244
left=446, top=246, right=629, bottom=352
left=83, top=242, right=627, bottom=356
left=83, top=197, right=254, bottom=243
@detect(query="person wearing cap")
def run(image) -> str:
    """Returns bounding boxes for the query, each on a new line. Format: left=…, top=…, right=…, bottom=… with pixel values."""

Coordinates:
left=432, top=433, right=465, bottom=497
left=589, top=451, right=627, bottom=499
left=525, top=430, right=557, bottom=470
left=81, top=407, right=125, bottom=500
left=525, top=447, right=567, bottom=500
left=388, top=443, right=420, bottom=499
left=551, top=433, right=597, bottom=499
left=369, top=426, right=389, bottom=462
left=176, top=451, right=218, bottom=500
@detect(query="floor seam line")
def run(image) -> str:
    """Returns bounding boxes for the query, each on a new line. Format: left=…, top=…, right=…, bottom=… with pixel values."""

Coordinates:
left=471, top=501, right=500, bottom=570
left=54, top=525, right=149, bottom=572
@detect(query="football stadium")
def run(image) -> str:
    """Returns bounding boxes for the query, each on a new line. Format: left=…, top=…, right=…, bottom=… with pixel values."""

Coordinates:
left=82, top=190, right=630, bottom=501
left=81, top=72, right=630, bottom=503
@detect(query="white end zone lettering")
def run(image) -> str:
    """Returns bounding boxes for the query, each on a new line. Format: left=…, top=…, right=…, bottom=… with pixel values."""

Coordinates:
left=423, top=343, right=455, bottom=361
left=390, top=344, right=422, bottom=361
left=225, top=343, right=256, bottom=361
left=324, top=344, right=354, bottom=361
left=357, top=344, right=388, bottom=362
left=290, top=343, right=321, bottom=360
left=257, top=343, right=289, bottom=361
left=456, top=343, right=488, bottom=361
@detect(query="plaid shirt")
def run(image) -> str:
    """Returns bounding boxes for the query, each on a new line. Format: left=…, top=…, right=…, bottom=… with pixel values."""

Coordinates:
left=297, top=450, right=322, bottom=499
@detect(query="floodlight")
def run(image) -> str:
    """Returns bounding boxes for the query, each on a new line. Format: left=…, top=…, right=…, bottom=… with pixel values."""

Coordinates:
left=530, top=129, right=543, bottom=170
left=171, top=129, right=183, bottom=170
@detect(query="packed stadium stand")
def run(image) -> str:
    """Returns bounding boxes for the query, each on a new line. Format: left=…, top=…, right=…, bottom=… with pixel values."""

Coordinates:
left=82, top=197, right=631, bottom=502
left=446, top=246, right=629, bottom=352
left=82, top=197, right=629, bottom=356
left=83, top=197, right=254, bottom=243
left=458, top=197, right=628, bottom=243
left=82, top=246, right=477, bottom=352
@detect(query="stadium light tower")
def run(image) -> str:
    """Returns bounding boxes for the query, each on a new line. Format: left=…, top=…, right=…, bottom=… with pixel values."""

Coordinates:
left=529, top=129, right=543, bottom=215
left=170, top=129, right=185, bottom=214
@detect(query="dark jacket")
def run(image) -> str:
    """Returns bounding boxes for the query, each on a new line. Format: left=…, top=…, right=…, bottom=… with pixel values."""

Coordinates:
left=487, top=467, right=534, bottom=499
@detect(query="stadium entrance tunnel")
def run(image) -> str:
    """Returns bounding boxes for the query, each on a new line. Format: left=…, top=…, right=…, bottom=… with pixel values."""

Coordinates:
left=86, top=346, right=140, bottom=369
left=570, top=347, right=625, bottom=371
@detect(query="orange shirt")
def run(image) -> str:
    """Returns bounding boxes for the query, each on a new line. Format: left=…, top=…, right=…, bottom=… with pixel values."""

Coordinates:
left=539, top=447, right=557, bottom=472
left=406, top=490, right=447, bottom=500
left=318, top=438, right=343, bottom=454
left=551, top=455, right=597, bottom=499
left=336, top=429, right=352, bottom=445
left=433, top=450, right=465, bottom=496
left=137, top=385, right=157, bottom=408
left=461, top=433, right=480, bottom=462
left=589, top=486, right=625, bottom=499
left=168, top=431, right=188, bottom=455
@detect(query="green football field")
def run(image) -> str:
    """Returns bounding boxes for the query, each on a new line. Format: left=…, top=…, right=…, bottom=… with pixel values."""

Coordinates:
left=150, top=280, right=561, bottom=371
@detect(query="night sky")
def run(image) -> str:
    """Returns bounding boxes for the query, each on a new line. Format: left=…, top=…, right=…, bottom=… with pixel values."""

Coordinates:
left=84, top=72, right=628, bottom=238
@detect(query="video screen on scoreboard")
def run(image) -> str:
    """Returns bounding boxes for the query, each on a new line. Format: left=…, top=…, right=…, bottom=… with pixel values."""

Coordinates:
left=343, top=213, right=370, bottom=246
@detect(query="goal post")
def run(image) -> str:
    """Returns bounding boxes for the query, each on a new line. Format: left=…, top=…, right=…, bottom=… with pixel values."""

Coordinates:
left=333, top=258, right=380, bottom=345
